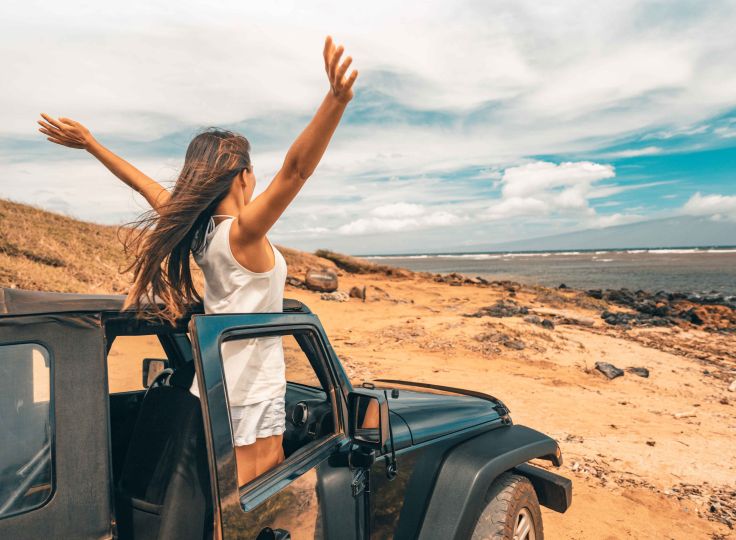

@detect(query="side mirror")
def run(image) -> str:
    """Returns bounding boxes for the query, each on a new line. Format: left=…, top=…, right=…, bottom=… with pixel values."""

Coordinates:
left=347, top=390, right=390, bottom=450
left=142, top=358, right=169, bottom=388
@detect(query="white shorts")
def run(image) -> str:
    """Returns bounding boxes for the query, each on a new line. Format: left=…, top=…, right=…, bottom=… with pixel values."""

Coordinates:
left=230, top=397, right=286, bottom=447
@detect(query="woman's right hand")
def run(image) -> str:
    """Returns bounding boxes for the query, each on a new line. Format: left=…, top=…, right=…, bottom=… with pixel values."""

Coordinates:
left=37, top=114, right=96, bottom=150
left=323, top=36, right=358, bottom=104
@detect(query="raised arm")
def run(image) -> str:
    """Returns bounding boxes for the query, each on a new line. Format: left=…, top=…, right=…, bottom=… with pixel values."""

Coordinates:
left=37, top=114, right=170, bottom=212
left=233, top=35, right=358, bottom=241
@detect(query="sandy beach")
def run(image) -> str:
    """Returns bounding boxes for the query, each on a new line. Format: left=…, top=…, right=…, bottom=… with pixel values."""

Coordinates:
left=107, top=270, right=736, bottom=538
left=2, top=199, right=735, bottom=538
left=287, top=271, right=736, bottom=539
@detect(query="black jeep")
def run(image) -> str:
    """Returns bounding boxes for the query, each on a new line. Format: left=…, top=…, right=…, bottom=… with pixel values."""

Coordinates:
left=0, top=287, right=571, bottom=540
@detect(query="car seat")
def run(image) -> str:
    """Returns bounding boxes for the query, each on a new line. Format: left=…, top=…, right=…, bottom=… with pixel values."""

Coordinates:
left=115, top=362, right=213, bottom=540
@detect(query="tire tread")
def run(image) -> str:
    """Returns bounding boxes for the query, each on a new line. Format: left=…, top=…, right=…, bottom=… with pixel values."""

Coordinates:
left=470, top=472, right=544, bottom=540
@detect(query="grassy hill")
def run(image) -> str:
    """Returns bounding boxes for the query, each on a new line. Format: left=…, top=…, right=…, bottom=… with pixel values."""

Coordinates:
left=0, top=198, right=347, bottom=294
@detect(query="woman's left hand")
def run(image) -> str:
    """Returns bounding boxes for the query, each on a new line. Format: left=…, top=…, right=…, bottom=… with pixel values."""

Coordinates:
left=323, top=36, right=358, bottom=104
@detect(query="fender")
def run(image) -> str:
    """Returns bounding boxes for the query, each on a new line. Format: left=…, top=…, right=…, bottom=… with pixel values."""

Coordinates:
left=417, top=424, right=567, bottom=540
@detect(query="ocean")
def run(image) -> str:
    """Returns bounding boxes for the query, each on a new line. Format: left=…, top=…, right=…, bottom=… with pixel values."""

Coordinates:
left=363, top=248, right=736, bottom=295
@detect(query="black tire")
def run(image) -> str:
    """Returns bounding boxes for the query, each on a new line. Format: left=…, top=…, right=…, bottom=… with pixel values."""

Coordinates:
left=471, top=472, right=544, bottom=540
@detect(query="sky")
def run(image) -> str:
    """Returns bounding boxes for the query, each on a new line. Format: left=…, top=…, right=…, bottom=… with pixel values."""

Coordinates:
left=1, top=0, right=735, bottom=254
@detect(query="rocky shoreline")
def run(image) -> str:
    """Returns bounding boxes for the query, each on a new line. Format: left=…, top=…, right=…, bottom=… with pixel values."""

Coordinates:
left=425, top=270, right=736, bottom=334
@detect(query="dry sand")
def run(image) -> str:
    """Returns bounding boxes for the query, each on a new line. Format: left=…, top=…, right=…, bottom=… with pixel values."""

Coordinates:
left=3, top=199, right=734, bottom=538
left=285, top=274, right=736, bottom=539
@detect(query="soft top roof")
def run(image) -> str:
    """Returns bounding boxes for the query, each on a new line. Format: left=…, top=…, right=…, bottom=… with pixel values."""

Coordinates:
left=0, top=288, right=308, bottom=317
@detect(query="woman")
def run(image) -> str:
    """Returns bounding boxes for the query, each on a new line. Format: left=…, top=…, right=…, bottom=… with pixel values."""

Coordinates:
left=37, top=35, right=358, bottom=487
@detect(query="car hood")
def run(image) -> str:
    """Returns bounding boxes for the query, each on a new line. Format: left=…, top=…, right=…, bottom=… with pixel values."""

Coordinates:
left=374, top=380, right=509, bottom=445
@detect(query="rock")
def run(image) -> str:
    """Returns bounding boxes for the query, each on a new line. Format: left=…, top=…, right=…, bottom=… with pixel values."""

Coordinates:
left=673, top=411, right=697, bottom=419
left=285, top=275, right=306, bottom=288
left=523, top=315, right=555, bottom=330
left=678, top=308, right=704, bottom=325
left=475, top=331, right=525, bottom=350
left=587, top=289, right=603, bottom=299
left=557, top=316, right=595, bottom=327
left=595, top=361, right=625, bottom=380
left=305, top=268, right=338, bottom=292
left=349, top=286, right=366, bottom=300
left=505, top=339, right=525, bottom=350
left=466, top=299, right=529, bottom=318
left=728, top=380, right=736, bottom=392
left=558, top=283, right=568, bottom=289
left=646, top=440, right=656, bottom=447
left=320, top=291, right=349, bottom=302
left=601, top=310, right=672, bottom=328
left=588, top=287, right=736, bottom=331
left=541, top=319, right=555, bottom=330
left=627, top=367, right=650, bottom=378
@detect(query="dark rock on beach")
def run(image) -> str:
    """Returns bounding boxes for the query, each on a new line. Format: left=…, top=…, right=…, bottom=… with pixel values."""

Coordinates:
left=627, top=367, right=650, bottom=378
left=601, top=310, right=673, bottom=328
left=595, top=361, right=625, bottom=380
left=286, top=275, right=307, bottom=289
left=591, top=287, right=736, bottom=331
left=349, top=285, right=366, bottom=301
left=475, top=331, right=525, bottom=350
left=305, top=269, right=338, bottom=292
left=524, top=315, right=555, bottom=330
left=466, top=299, right=529, bottom=318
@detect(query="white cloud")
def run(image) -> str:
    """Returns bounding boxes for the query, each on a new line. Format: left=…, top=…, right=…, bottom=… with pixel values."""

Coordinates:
left=1, top=0, right=735, bottom=251
left=591, top=213, right=644, bottom=228
left=486, top=197, right=549, bottom=220
left=337, top=211, right=461, bottom=235
left=588, top=180, right=677, bottom=199
left=484, top=161, right=614, bottom=221
left=681, top=192, right=736, bottom=221
left=370, top=202, right=425, bottom=218
left=501, top=161, right=615, bottom=199
left=605, top=146, right=662, bottom=158
left=714, top=126, right=736, bottom=138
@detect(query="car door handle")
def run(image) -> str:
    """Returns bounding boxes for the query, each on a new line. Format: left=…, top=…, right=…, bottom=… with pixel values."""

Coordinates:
left=257, top=527, right=291, bottom=540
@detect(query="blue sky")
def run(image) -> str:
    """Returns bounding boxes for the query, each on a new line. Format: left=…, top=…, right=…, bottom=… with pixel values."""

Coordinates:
left=1, top=0, right=735, bottom=254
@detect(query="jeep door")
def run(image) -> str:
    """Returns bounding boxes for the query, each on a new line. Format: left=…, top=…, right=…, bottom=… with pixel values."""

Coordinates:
left=0, top=313, right=113, bottom=540
left=189, top=312, right=365, bottom=540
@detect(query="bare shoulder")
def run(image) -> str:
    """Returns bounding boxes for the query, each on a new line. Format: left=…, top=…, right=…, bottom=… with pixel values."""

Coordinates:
left=227, top=221, right=277, bottom=274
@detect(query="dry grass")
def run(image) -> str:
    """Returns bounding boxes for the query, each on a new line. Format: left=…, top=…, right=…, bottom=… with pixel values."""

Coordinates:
left=0, top=199, right=133, bottom=293
left=314, top=249, right=414, bottom=277
left=0, top=198, right=349, bottom=295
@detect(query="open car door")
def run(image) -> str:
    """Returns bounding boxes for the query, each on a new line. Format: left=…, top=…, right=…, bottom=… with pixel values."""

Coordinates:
left=189, top=310, right=367, bottom=539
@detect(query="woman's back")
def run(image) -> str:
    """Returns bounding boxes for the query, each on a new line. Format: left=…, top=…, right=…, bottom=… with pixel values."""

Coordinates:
left=194, top=215, right=287, bottom=314
left=190, top=215, right=288, bottom=406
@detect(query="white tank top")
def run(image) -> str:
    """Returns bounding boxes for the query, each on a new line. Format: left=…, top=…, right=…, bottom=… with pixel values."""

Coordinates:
left=189, top=215, right=288, bottom=406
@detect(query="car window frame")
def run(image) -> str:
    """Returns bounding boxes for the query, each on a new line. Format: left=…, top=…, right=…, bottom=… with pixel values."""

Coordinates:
left=189, top=313, right=352, bottom=520
left=217, top=325, right=346, bottom=501
left=0, top=339, right=56, bottom=521
left=103, top=331, right=186, bottom=394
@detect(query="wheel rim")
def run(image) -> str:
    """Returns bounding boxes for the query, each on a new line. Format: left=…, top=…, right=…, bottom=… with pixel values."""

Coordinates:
left=513, top=507, right=535, bottom=540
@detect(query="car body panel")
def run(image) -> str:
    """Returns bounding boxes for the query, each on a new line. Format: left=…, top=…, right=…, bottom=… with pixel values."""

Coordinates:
left=417, top=424, right=564, bottom=540
left=383, top=389, right=504, bottom=444
left=0, top=289, right=570, bottom=540
left=0, top=312, right=113, bottom=540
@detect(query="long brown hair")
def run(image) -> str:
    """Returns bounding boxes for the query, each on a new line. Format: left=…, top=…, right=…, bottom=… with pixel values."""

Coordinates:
left=121, top=128, right=251, bottom=325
